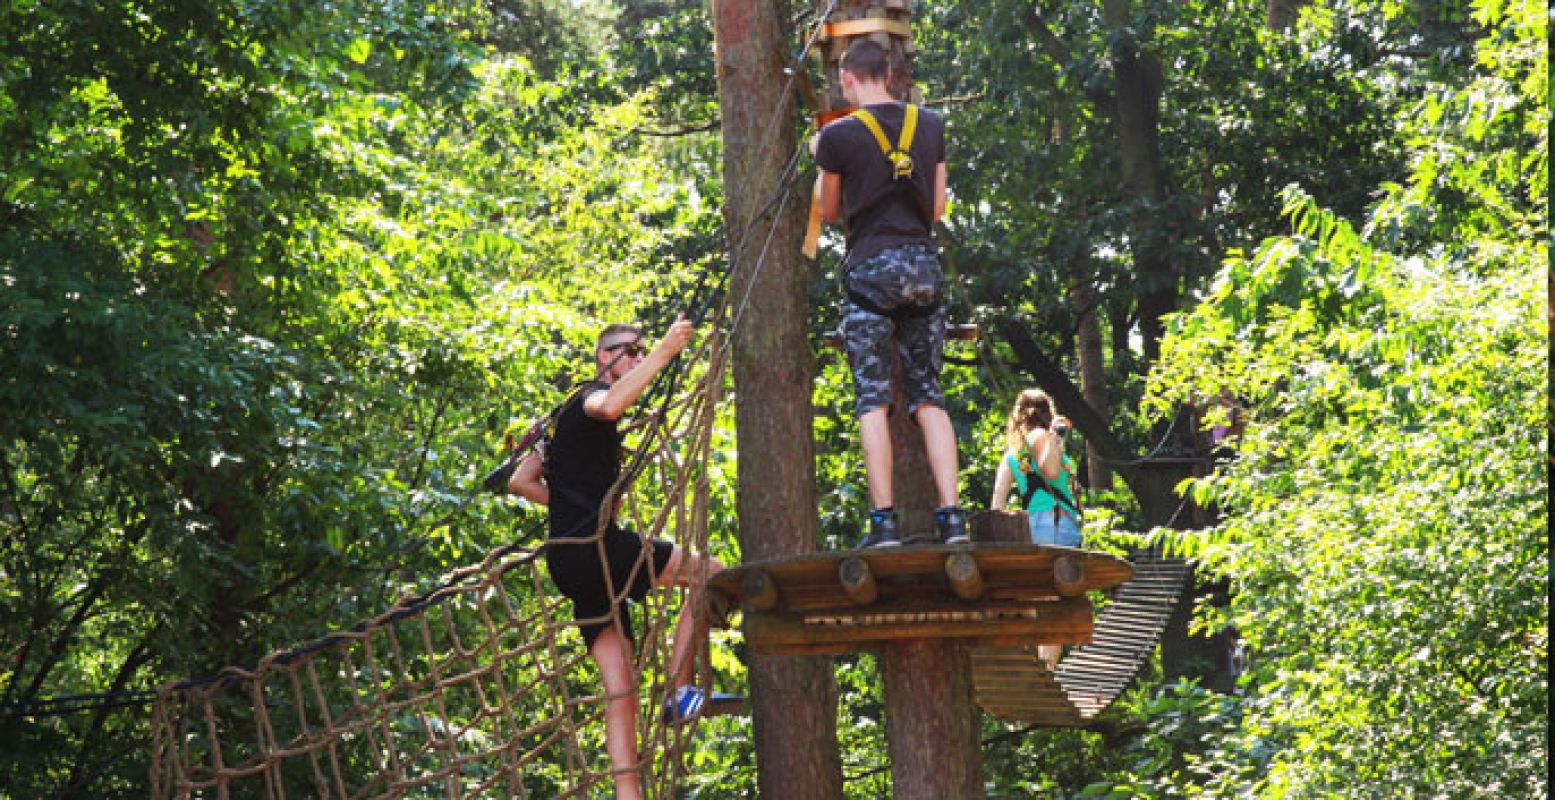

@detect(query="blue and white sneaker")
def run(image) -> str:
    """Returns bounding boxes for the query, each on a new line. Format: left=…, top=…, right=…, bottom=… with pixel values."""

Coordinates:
left=664, top=685, right=706, bottom=724
left=664, top=686, right=745, bottom=724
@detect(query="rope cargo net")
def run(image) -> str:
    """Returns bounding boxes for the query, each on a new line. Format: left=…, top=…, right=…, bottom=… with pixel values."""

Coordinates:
left=151, top=321, right=731, bottom=800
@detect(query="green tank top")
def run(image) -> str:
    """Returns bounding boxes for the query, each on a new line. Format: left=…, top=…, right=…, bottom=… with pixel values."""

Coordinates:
left=1005, top=448, right=1077, bottom=514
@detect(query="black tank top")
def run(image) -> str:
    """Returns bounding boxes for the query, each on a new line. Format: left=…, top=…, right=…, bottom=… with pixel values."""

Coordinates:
left=543, top=382, right=622, bottom=537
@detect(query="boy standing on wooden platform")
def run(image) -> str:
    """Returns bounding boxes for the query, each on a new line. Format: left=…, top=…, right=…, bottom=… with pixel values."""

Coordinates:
left=812, top=39, right=965, bottom=548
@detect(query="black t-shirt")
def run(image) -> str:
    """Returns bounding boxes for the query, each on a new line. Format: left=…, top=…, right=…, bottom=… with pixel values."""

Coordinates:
left=543, top=382, right=621, bottom=537
left=814, top=102, right=946, bottom=265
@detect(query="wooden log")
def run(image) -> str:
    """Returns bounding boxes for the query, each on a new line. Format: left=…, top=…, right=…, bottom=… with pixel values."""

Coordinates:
left=708, top=546, right=1135, bottom=614
left=822, top=17, right=911, bottom=38
left=1053, top=556, right=1086, bottom=597
left=944, top=551, right=985, bottom=600
left=971, top=509, right=1028, bottom=545
left=742, top=569, right=780, bottom=611
left=838, top=557, right=878, bottom=606
left=743, top=596, right=1094, bottom=656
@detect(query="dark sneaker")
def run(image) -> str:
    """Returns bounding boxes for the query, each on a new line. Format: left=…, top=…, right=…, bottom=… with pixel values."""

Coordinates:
left=858, top=508, right=901, bottom=549
left=936, top=507, right=969, bottom=544
left=481, top=453, right=520, bottom=494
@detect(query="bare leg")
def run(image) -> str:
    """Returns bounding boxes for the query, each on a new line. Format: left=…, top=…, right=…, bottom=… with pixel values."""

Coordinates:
left=858, top=406, right=894, bottom=509
left=590, top=626, right=642, bottom=800
left=913, top=404, right=960, bottom=508
left=657, top=548, right=725, bottom=688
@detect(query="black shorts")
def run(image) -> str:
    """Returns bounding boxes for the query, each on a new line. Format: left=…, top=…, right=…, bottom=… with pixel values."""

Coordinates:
left=545, top=525, right=674, bottom=650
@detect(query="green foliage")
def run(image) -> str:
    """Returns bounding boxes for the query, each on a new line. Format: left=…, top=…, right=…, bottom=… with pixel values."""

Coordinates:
left=1, top=0, right=723, bottom=793
left=917, top=0, right=1407, bottom=415
left=1129, top=1, right=1547, bottom=796
left=3, top=0, right=1546, bottom=795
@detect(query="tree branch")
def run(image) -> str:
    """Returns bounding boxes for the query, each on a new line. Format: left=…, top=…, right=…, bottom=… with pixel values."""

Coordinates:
left=60, top=636, right=156, bottom=797
left=1020, top=7, right=1073, bottom=67
left=632, top=119, right=720, bottom=137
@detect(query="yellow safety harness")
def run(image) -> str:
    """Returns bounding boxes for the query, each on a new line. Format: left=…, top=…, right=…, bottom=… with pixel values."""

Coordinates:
left=850, top=103, right=919, bottom=180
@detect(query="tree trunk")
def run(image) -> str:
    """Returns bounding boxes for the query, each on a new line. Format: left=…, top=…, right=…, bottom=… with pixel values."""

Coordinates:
left=713, top=2, right=843, bottom=798
left=888, top=390, right=938, bottom=541
left=1069, top=280, right=1112, bottom=491
left=1101, top=0, right=1175, bottom=367
left=1266, top=0, right=1305, bottom=30
left=879, top=365, right=983, bottom=796
left=880, top=639, right=983, bottom=799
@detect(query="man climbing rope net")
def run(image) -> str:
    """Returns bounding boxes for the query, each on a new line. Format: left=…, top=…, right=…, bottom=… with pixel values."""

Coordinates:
left=486, top=316, right=734, bottom=800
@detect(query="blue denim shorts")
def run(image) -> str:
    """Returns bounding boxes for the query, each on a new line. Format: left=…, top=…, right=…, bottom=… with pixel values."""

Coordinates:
left=1028, top=509, right=1082, bottom=547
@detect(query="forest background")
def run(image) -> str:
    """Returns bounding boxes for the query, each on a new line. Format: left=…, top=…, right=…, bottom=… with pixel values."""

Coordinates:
left=0, top=0, right=1545, bottom=797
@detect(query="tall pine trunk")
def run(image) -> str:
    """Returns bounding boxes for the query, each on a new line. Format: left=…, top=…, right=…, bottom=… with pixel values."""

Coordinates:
left=713, top=2, right=843, bottom=798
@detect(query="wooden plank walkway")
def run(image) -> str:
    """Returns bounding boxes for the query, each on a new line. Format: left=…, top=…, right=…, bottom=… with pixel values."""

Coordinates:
left=971, top=550, right=1192, bottom=726
left=709, top=540, right=1192, bottom=725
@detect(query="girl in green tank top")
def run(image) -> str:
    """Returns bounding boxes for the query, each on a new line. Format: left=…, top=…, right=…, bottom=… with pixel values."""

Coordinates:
left=990, top=390, right=1082, bottom=546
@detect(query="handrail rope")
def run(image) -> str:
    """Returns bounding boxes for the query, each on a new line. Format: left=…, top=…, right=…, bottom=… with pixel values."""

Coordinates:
left=638, top=0, right=835, bottom=408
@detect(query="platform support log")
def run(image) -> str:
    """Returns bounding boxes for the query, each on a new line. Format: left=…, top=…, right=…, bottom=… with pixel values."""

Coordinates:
left=742, top=569, right=780, bottom=612
left=839, top=557, right=878, bottom=606
left=945, top=551, right=985, bottom=600
left=1053, top=556, right=1087, bottom=597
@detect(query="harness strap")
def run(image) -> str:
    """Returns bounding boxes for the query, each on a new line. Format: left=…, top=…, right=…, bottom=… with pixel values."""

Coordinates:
left=842, top=105, right=934, bottom=256
left=851, top=104, right=919, bottom=180
left=844, top=284, right=939, bottom=321
left=1016, top=440, right=1082, bottom=520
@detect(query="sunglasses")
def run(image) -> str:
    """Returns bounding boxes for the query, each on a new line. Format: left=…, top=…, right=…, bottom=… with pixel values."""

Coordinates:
left=602, top=341, right=645, bottom=358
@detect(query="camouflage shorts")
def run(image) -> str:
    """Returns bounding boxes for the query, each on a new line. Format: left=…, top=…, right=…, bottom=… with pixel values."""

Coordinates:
left=840, top=243, right=947, bottom=417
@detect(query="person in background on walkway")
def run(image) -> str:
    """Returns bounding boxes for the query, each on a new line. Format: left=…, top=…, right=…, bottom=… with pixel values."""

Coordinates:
left=990, top=389, right=1083, bottom=669
left=487, top=317, right=727, bottom=800
left=990, top=389, right=1082, bottom=547
left=812, top=38, right=965, bottom=547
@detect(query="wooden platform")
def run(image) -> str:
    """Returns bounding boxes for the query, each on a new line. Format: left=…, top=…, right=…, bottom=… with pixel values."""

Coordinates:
left=708, top=543, right=1133, bottom=657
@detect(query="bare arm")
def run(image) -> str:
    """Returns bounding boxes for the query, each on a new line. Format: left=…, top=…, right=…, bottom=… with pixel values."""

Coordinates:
left=817, top=169, right=844, bottom=223
left=990, top=454, right=1015, bottom=511
left=933, top=161, right=947, bottom=222
left=584, top=317, right=694, bottom=421
left=510, top=452, right=548, bottom=505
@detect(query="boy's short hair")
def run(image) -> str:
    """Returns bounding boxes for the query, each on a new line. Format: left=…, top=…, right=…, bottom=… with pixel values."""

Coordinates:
left=596, top=324, right=643, bottom=350
left=841, top=39, right=890, bottom=82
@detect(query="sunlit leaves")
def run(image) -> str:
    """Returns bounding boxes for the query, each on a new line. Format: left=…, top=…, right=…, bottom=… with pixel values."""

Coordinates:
left=1131, top=2, right=1547, bottom=796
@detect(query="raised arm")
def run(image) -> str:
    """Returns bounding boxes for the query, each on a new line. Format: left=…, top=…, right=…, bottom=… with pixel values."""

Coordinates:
left=1028, top=429, right=1063, bottom=482
left=933, top=160, right=947, bottom=223
left=585, top=316, right=695, bottom=421
left=817, top=169, right=844, bottom=223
